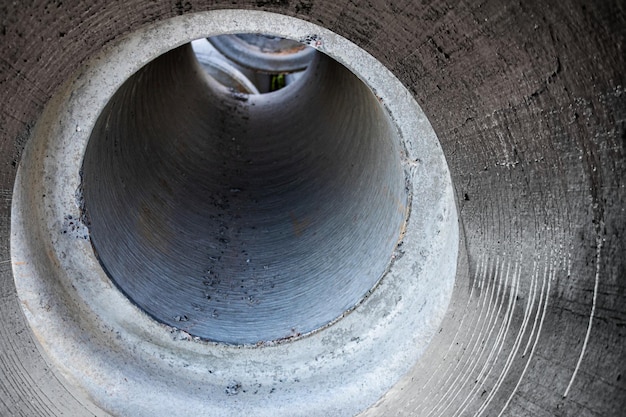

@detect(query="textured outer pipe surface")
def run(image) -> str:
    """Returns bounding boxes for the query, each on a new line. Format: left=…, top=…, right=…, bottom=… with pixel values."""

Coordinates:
left=0, top=1, right=624, bottom=417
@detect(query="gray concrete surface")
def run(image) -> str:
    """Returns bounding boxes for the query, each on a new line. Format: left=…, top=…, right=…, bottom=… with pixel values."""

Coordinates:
left=9, top=10, right=456, bottom=417
left=0, top=1, right=625, bottom=416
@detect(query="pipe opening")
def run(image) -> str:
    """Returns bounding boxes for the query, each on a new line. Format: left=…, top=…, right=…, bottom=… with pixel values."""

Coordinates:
left=81, top=37, right=408, bottom=345
left=194, top=34, right=315, bottom=94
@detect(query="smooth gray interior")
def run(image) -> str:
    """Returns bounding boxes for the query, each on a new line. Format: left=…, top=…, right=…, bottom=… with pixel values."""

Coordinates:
left=81, top=43, right=407, bottom=344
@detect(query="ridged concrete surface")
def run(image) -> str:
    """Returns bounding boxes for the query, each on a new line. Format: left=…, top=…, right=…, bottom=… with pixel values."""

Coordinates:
left=1, top=1, right=624, bottom=416
left=82, top=44, right=406, bottom=344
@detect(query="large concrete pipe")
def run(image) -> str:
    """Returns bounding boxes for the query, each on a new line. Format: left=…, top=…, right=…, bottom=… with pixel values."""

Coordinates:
left=0, top=1, right=624, bottom=416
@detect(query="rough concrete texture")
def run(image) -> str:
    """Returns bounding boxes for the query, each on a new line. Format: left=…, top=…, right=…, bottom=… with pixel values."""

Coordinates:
left=9, top=9, right=457, bottom=417
left=0, top=1, right=625, bottom=417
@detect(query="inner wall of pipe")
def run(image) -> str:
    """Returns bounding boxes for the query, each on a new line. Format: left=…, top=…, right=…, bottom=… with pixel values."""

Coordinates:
left=81, top=43, right=408, bottom=345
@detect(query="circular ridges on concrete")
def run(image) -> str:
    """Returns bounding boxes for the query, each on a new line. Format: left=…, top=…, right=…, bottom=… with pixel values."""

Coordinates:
left=10, top=11, right=457, bottom=417
left=82, top=43, right=407, bottom=344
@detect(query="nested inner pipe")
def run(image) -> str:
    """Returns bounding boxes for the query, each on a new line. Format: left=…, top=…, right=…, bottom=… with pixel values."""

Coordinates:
left=82, top=42, right=407, bottom=345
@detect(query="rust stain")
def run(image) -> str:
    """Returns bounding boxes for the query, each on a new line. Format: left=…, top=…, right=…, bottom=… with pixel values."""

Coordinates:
left=397, top=199, right=406, bottom=216
left=158, top=178, right=174, bottom=196
left=398, top=213, right=409, bottom=241
left=138, top=201, right=170, bottom=251
left=46, top=248, right=61, bottom=269
left=383, top=184, right=406, bottom=216
left=398, top=196, right=410, bottom=240
left=290, top=212, right=311, bottom=237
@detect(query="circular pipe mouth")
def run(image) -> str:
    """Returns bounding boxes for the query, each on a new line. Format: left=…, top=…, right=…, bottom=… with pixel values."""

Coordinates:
left=10, top=11, right=458, bottom=416
left=192, top=35, right=312, bottom=95
left=191, top=38, right=262, bottom=94
left=81, top=41, right=408, bottom=344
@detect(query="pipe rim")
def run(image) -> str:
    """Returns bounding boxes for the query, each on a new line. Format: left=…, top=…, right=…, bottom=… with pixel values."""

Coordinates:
left=11, top=10, right=458, bottom=417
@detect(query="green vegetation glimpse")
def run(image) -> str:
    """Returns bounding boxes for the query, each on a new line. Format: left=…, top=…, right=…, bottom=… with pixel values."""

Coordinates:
left=270, top=73, right=287, bottom=92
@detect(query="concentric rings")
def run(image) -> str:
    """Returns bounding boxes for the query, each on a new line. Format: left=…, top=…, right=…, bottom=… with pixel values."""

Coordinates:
left=10, top=10, right=457, bottom=417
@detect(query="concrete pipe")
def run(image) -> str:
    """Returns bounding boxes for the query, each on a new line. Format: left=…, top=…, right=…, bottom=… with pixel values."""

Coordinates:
left=0, top=1, right=624, bottom=417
